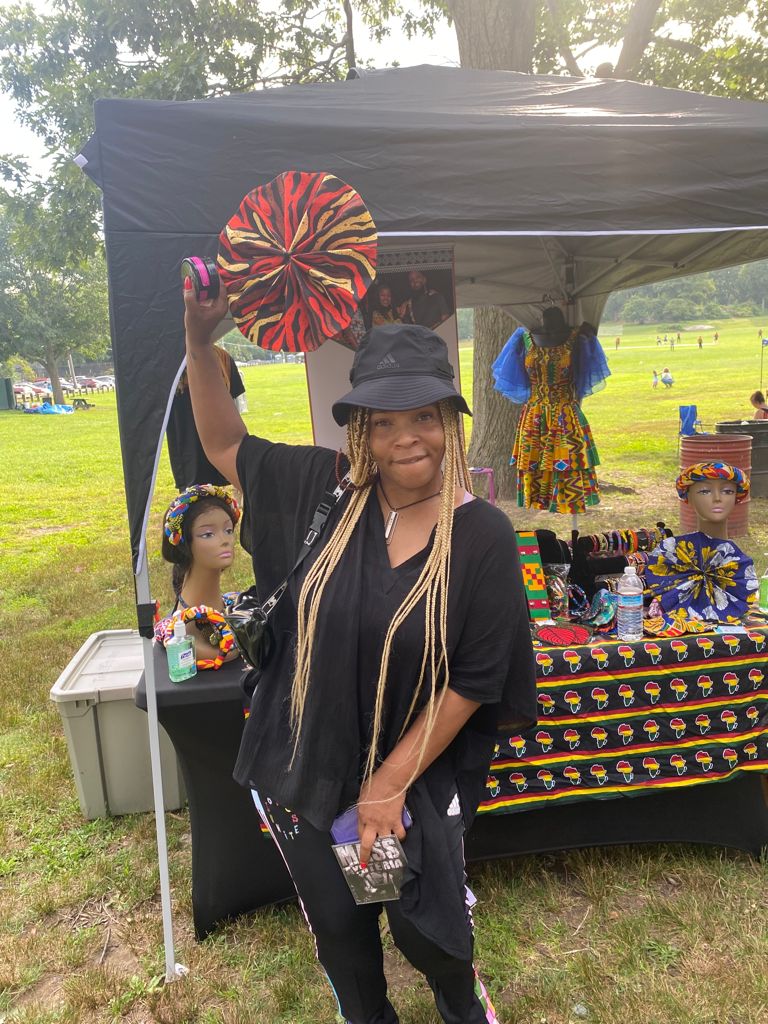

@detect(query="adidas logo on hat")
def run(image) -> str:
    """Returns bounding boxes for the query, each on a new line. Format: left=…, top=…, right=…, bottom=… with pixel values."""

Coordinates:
left=376, top=353, right=400, bottom=370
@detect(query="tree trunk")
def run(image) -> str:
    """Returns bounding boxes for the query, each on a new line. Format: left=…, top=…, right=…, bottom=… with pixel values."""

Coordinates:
left=46, top=342, right=64, bottom=405
left=614, top=0, right=663, bottom=78
left=446, top=0, right=537, bottom=71
left=446, top=1, right=536, bottom=497
left=467, top=307, right=519, bottom=499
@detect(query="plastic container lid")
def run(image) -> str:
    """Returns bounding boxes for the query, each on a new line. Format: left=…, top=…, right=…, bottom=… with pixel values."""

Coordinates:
left=624, top=566, right=637, bottom=575
left=172, top=619, right=186, bottom=640
left=49, top=629, right=145, bottom=704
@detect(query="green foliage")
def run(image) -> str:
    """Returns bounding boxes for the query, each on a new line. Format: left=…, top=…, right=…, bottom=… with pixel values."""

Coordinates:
left=535, top=2, right=768, bottom=99
left=0, top=197, right=110, bottom=378
left=606, top=260, right=768, bottom=323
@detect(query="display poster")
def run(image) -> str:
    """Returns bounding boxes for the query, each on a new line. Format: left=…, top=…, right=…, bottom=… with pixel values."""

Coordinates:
left=305, top=246, right=459, bottom=450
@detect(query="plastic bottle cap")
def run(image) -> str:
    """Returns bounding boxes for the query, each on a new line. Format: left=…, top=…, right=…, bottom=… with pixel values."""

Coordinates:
left=173, top=618, right=187, bottom=639
left=624, top=566, right=637, bottom=575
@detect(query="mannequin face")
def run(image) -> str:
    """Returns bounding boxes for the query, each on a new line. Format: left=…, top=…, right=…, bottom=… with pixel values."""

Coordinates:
left=686, top=480, right=738, bottom=536
left=188, top=506, right=236, bottom=571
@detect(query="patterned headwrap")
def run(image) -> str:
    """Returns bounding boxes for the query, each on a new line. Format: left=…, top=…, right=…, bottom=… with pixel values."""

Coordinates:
left=163, top=484, right=241, bottom=546
left=675, top=462, right=749, bottom=503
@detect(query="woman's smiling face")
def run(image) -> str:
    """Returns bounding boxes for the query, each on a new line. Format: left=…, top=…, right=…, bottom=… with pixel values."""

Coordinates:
left=367, top=404, right=445, bottom=495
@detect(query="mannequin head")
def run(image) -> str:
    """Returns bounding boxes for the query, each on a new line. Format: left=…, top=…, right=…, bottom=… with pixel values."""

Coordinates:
left=675, top=461, right=749, bottom=540
left=162, top=485, right=241, bottom=594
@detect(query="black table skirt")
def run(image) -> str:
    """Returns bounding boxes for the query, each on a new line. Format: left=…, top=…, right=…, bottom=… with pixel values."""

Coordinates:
left=137, top=647, right=768, bottom=939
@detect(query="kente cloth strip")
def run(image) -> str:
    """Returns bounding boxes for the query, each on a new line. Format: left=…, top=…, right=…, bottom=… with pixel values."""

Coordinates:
left=500, top=331, right=601, bottom=514
left=514, top=531, right=551, bottom=621
left=217, top=170, right=377, bottom=352
left=477, top=629, right=768, bottom=814
left=644, top=532, right=758, bottom=624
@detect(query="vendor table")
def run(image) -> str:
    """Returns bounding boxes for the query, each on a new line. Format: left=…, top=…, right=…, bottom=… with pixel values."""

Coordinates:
left=137, top=630, right=768, bottom=939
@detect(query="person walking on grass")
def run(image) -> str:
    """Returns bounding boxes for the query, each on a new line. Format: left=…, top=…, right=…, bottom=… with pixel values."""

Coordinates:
left=182, top=279, right=537, bottom=1024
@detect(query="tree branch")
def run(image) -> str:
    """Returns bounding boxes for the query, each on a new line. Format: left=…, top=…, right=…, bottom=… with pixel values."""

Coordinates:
left=342, top=0, right=356, bottom=72
left=614, top=0, right=663, bottom=78
left=546, top=0, right=582, bottom=76
left=651, top=34, right=704, bottom=58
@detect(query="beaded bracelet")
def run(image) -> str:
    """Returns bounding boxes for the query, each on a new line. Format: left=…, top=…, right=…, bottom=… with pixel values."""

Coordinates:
left=176, top=605, right=236, bottom=670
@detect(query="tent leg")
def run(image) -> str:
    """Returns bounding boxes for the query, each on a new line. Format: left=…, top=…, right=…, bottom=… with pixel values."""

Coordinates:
left=136, top=565, right=187, bottom=982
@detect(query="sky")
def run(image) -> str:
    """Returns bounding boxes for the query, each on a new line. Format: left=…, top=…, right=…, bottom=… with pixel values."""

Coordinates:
left=0, top=8, right=461, bottom=177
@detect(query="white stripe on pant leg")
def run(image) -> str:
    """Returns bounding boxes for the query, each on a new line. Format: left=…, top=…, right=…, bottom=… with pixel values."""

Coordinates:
left=250, top=791, right=351, bottom=1023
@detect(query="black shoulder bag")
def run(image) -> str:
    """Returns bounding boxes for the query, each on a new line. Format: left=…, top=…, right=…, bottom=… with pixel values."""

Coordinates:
left=223, top=473, right=350, bottom=672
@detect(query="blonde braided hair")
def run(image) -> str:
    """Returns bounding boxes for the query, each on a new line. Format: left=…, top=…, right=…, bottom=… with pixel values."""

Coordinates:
left=291, top=401, right=472, bottom=788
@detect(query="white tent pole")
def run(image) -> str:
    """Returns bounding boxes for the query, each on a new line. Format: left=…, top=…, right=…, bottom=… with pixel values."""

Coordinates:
left=136, top=565, right=185, bottom=982
left=133, top=356, right=190, bottom=982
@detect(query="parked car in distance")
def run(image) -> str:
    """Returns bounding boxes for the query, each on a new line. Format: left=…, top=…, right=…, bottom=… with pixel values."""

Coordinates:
left=93, top=376, right=115, bottom=389
left=15, top=381, right=52, bottom=399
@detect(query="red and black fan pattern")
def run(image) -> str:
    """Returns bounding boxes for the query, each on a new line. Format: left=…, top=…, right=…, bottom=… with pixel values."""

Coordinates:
left=217, top=171, right=377, bottom=352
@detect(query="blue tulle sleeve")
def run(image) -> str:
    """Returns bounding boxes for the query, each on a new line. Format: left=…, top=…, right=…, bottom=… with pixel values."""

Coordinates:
left=492, top=327, right=530, bottom=404
left=573, top=332, right=611, bottom=400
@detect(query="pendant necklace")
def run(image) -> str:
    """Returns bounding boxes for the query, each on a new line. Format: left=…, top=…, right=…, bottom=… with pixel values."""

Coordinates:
left=378, top=479, right=442, bottom=545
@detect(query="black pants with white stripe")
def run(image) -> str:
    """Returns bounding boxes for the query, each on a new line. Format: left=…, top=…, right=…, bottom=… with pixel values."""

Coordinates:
left=253, top=794, right=496, bottom=1024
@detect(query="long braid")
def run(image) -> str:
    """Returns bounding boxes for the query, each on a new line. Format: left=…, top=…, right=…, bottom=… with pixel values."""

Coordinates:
left=290, top=401, right=469, bottom=786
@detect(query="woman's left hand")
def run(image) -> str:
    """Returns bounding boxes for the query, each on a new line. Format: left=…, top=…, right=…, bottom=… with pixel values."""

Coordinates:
left=357, top=773, right=407, bottom=868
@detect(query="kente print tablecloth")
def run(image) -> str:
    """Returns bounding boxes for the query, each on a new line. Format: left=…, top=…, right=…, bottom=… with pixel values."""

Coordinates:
left=478, top=628, right=768, bottom=814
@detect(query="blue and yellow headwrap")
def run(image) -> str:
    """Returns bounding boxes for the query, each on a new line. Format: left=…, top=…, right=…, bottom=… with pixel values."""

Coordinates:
left=164, top=484, right=241, bottom=546
left=675, top=461, right=749, bottom=503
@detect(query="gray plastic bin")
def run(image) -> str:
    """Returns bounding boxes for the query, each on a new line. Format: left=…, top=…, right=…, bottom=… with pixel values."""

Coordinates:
left=50, top=629, right=185, bottom=818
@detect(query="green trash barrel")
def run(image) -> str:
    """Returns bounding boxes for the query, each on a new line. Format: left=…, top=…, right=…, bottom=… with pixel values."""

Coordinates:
left=0, top=378, right=13, bottom=410
left=716, top=421, right=768, bottom=499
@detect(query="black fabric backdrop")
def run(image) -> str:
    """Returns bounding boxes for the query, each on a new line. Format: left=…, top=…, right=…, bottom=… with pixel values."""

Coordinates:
left=78, top=65, right=768, bottom=572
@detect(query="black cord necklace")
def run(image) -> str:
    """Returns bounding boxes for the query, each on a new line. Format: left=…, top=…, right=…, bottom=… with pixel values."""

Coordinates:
left=378, top=479, right=442, bottom=545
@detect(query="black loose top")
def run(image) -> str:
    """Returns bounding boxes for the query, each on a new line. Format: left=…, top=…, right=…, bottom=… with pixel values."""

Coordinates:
left=232, top=434, right=537, bottom=828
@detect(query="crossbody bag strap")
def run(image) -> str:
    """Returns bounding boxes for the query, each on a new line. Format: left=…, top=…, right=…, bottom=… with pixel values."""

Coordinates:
left=260, top=472, right=351, bottom=615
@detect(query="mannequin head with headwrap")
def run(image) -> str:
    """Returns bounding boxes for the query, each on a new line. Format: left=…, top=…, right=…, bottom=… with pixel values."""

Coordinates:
left=675, top=461, right=749, bottom=540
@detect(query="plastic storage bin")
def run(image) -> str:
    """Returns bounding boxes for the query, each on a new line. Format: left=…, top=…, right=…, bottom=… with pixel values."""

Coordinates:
left=50, top=629, right=185, bottom=818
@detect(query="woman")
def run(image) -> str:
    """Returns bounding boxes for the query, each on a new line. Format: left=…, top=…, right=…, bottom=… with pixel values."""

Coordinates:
left=182, top=279, right=537, bottom=1024
left=154, top=484, right=241, bottom=669
left=369, top=284, right=401, bottom=326
left=661, top=367, right=674, bottom=388
left=750, top=390, right=768, bottom=420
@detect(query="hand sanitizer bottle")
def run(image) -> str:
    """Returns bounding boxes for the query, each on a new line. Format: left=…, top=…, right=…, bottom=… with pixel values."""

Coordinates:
left=167, top=618, right=197, bottom=682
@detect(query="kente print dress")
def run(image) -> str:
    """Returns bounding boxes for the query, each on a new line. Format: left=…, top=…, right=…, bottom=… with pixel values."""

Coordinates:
left=493, top=327, right=610, bottom=514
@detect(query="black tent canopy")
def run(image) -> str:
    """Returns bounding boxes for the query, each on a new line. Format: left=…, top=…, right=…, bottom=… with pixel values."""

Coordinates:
left=80, top=64, right=768, bottom=571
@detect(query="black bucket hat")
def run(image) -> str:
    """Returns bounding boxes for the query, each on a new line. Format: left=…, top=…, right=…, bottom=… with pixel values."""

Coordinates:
left=332, top=323, right=471, bottom=426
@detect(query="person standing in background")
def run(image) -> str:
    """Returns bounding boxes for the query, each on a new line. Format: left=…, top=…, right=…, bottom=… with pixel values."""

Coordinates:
left=652, top=369, right=658, bottom=389
left=750, top=390, right=768, bottom=420
left=167, top=345, right=245, bottom=489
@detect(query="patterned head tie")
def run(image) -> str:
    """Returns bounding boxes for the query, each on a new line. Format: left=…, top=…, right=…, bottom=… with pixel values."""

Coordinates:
left=675, top=462, right=750, bottom=503
left=164, top=484, right=241, bottom=546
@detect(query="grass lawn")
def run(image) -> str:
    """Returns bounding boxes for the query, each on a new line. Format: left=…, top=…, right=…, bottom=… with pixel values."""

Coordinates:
left=0, top=316, right=767, bottom=1023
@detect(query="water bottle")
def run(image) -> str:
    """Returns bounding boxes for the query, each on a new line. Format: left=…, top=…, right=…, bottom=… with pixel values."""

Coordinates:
left=759, top=557, right=768, bottom=614
left=616, top=566, right=644, bottom=641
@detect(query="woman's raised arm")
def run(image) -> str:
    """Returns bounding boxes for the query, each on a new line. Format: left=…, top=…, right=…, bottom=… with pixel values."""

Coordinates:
left=183, top=280, right=247, bottom=490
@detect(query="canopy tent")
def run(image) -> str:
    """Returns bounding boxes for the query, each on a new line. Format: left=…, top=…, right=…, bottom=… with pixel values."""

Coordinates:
left=79, top=65, right=768, bottom=977
left=80, top=64, right=768, bottom=572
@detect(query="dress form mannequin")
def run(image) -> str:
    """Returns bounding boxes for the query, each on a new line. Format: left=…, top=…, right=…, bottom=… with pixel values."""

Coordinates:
left=492, top=307, right=609, bottom=514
